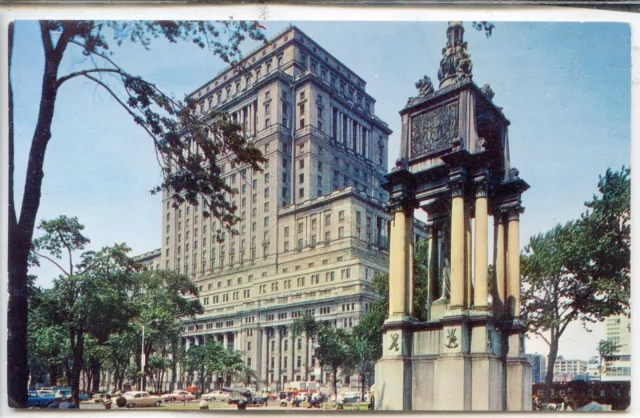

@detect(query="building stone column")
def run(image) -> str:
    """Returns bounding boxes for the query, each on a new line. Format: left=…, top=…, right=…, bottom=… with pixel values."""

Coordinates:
left=507, top=207, right=522, bottom=318
left=260, top=328, right=268, bottom=385
left=223, top=333, right=229, bottom=349
left=473, top=180, right=489, bottom=309
left=494, top=214, right=507, bottom=316
left=450, top=182, right=465, bottom=309
left=274, top=327, right=282, bottom=389
left=301, top=333, right=309, bottom=379
left=388, top=190, right=416, bottom=319
left=288, top=331, right=295, bottom=382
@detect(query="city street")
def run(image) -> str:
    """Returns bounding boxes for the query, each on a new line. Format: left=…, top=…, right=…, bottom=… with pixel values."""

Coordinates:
left=79, top=400, right=364, bottom=411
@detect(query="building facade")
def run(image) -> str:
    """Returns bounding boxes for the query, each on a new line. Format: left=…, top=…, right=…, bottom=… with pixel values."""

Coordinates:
left=601, top=315, right=631, bottom=382
left=526, top=353, right=547, bottom=384
left=158, top=25, right=427, bottom=391
left=553, top=356, right=588, bottom=382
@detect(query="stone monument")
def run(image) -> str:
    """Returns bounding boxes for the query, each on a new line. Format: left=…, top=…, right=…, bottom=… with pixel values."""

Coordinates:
left=375, top=22, right=531, bottom=411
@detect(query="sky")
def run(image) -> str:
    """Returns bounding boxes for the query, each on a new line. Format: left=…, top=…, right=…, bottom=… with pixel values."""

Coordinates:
left=9, top=19, right=631, bottom=362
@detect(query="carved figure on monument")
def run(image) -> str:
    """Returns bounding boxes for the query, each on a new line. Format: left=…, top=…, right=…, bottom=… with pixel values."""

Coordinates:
left=415, top=75, right=435, bottom=97
left=436, top=257, right=451, bottom=301
left=480, top=84, right=495, bottom=100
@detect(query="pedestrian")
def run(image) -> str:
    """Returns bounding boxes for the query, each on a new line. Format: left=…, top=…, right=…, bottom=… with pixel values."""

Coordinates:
left=59, top=394, right=76, bottom=409
left=368, top=392, right=375, bottom=411
left=47, top=394, right=64, bottom=409
left=103, top=393, right=112, bottom=409
left=116, top=396, right=127, bottom=408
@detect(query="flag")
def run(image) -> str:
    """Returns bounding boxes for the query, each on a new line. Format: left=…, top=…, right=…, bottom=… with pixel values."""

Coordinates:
left=255, top=23, right=267, bottom=30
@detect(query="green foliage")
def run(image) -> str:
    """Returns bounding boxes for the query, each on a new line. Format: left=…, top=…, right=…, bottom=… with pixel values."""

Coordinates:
left=315, top=325, right=354, bottom=395
left=520, top=167, right=630, bottom=400
left=10, top=21, right=267, bottom=405
left=413, top=239, right=430, bottom=321
left=596, top=339, right=622, bottom=376
left=29, top=215, right=206, bottom=398
left=183, top=341, right=244, bottom=390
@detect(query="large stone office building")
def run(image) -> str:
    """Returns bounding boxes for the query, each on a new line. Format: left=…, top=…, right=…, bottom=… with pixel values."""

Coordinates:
left=156, top=25, right=427, bottom=391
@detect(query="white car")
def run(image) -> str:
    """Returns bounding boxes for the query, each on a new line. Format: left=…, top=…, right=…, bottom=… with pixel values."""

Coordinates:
left=122, top=391, right=163, bottom=408
left=201, top=390, right=230, bottom=402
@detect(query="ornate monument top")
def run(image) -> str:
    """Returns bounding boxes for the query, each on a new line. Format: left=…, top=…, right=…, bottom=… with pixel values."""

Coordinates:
left=438, top=21, right=473, bottom=89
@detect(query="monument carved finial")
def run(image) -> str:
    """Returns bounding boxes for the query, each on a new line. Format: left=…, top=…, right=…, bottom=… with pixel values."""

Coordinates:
left=437, top=21, right=473, bottom=88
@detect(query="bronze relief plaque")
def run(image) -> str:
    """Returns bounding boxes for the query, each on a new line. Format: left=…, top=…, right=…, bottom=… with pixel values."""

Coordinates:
left=410, top=101, right=459, bottom=158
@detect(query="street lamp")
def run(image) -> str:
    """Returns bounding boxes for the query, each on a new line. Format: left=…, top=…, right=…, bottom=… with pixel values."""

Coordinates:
left=141, top=319, right=160, bottom=388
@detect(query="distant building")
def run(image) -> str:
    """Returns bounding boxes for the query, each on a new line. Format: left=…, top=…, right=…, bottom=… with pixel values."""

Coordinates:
left=553, top=356, right=588, bottom=382
left=526, top=353, right=547, bottom=383
left=601, top=315, right=631, bottom=382
left=154, top=25, right=427, bottom=391
left=134, top=248, right=161, bottom=271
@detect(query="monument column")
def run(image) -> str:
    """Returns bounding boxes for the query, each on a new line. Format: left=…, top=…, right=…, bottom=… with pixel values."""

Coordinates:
left=473, top=179, right=489, bottom=309
left=506, top=206, right=522, bottom=318
left=449, top=179, right=466, bottom=309
left=493, top=213, right=506, bottom=317
left=387, top=184, right=417, bottom=320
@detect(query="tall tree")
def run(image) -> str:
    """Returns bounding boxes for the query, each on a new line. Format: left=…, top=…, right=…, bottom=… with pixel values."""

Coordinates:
left=595, top=339, right=622, bottom=378
left=520, top=167, right=630, bottom=401
left=314, top=325, right=354, bottom=396
left=345, top=331, right=377, bottom=400
left=8, top=20, right=266, bottom=407
left=183, top=340, right=225, bottom=390
left=30, top=215, right=142, bottom=406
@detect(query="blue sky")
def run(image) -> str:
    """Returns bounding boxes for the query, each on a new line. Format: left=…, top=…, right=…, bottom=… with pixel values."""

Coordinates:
left=11, top=21, right=631, bottom=361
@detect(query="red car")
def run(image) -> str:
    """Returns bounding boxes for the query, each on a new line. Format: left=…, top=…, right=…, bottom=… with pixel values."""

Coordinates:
left=163, top=390, right=196, bottom=402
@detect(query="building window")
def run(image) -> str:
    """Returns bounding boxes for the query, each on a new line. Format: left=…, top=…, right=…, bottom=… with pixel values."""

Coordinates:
left=339, top=227, right=344, bottom=238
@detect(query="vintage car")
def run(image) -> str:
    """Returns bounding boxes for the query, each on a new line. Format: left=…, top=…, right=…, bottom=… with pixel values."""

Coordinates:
left=122, top=391, right=163, bottom=408
left=27, top=391, right=55, bottom=408
left=201, top=390, right=230, bottom=402
left=54, top=389, right=89, bottom=401
left=163, top=390, right=197, bottom=402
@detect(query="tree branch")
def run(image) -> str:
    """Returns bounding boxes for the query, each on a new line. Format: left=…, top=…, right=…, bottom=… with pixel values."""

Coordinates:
left=56, top=68, right=122, bottom=89
left=32, top=250, right=69, bottom=277
left=534, top=331, right=551, bottom=347
left=82, top=74, right=157, bottom=140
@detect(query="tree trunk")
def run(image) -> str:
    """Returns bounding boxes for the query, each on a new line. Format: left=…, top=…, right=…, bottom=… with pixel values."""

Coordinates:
left=332, top=369, right=338, bottom=398
left=8, top=22, right=68, bottom=408
left=63, top=360, right=72, bottom=386
left=91, top=360, right=100, bottom=393
left=71, top=330, right=85, bottom=406
left=48, top=364, right=58, bottom=387
left=544, top=340, right=559, bottom=402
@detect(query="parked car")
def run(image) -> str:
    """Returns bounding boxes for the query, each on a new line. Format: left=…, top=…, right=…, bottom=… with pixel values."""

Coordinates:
left=122, top=391, right=163, bottom=408
left=163, top=390, right=196, bottom=402
left=54, top=389, right=89, bottom=401
left=227, top=394, right=268, bottom=407
left=201, top=390, right=230, bottom=402
left=27, top=391, right=55, bottom=408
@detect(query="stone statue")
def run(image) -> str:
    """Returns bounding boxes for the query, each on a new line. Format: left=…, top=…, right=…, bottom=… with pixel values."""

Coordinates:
left=437, top=257, right=451, bottom=301
left=415, top=75, right=435, bottom=97
left=480, top=84, right=495, bottom=100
